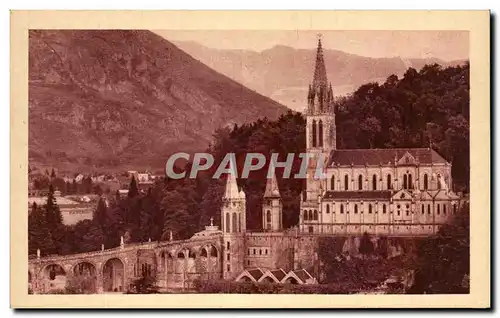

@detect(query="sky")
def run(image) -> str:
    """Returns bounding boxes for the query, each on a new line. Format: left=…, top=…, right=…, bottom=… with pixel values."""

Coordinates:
left=154, top=30, right=469, bottom=61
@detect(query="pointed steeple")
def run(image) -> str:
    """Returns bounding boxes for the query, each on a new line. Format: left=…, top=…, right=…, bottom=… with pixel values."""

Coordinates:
left=223, top=159, right=245, bottom=200
left=312, top=36, right=328, bottom=89
left=264, top=173, right=280, bottom=198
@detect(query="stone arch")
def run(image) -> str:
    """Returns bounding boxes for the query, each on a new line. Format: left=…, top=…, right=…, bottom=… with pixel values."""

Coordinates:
left=102, top=257, right=125, bottom=293
left=72, top=261, right=97, bottom=293
left=40, top=263, right=67, bottom=293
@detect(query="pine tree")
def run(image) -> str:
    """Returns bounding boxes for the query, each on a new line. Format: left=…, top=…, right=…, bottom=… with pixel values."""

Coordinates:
left=128, top=176, right=139, bottom=198
left=50, top=168, right=56, bottom=179
left=94, top=198, right=108, bottom=227
left=28, top=202, right=54, bottom=255
left=44, top=184, right=63, bottom=228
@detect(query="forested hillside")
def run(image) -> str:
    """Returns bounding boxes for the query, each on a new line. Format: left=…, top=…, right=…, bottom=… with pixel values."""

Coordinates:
left=29, top=62, right=469, bottom=256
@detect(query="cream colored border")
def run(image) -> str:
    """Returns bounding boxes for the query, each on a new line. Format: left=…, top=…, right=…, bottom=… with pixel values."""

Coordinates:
left=10, top=10, right=490, bottom=308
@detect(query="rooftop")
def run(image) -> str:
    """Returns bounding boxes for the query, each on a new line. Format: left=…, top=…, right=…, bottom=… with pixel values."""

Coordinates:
left=327, top=148, right=448, bottom=167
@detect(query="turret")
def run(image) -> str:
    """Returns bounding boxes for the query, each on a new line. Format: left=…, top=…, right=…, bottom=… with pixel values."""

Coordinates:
left=262, top=172, right=283, bottom=231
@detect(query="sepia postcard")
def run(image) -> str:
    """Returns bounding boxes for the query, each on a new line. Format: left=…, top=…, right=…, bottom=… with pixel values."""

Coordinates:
left=10, top=10, right=490, bottom=308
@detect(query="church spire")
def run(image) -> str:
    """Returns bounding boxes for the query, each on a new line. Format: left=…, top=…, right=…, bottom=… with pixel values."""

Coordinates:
left=223, top=160, right=244, bottom=200
left=312, top=35, right=328, bottom=89
left=264, top=173, right=280, bottom=198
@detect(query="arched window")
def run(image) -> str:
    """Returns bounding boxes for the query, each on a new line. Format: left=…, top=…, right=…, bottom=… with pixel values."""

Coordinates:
left=383, top=204, right=387, bottom=214
left=330, top=175, right=335, bottom=190
left=405, top=204, right=410, bottom=216
left=340, top=204, right=344, bottom=214
left=408, top=174, right=413, bottom=189
left=312, top=120, right=317, bottom=147
left=437, top=204, right=440, bottom=215
left=318, top=120, right=323, bottom=147
left=344, top=175, right=349, bottom=190
left=313, top=210, right=318, bottom=220
left=397, top=205, right=401, bottom=216
left=225, top=213, right=230, bottom=233
left=303, top=210, right=308, bottom=221
left=354, top=204, right=358, bottom=214
left=266, top=210, right=271, bottom=222
left=369, top=204, right=372, bottom=214
left=443, top=205, right=447, bottom=215
left=232, top=213, right=237, bottom=233
left=326, top=204, right=330, bottom=213
left=403, top=174, right=408, bottom=189
left=372, top=174, right=377, bottom=190
left=437, top=174, right=442, bottom=189
left=424, top=174, right=429, bottom=190
left=421, top=204, right=424, bottom=214
left=387, top=174, right=392, bottom=190
left=428, top=204, right=431, bottom=214
left=358, top=175, right=363, bottom=190
left=308, top=210, right=313, bottom=220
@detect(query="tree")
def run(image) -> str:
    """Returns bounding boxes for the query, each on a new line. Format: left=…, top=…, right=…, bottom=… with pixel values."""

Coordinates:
left=408, top=205, right=470, bottom=294
left=50, top=168, right=56, bottom=179
left=128, top=274, right=159, bottom=294
left=44, top=184, right=63, bottom=228
left=359, top=232, right=375, bottom=255
left=128, top=176, right=139, bottom=198
left=28, top=202, right=54, bottom=255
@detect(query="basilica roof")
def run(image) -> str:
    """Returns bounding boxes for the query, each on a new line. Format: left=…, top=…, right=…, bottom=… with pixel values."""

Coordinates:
left=323, top=191, right=393, bottom=200
left=327, top=148, right=448, bottom=167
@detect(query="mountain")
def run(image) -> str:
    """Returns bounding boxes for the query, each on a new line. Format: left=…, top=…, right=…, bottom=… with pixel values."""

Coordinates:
left=171, top=40, right=467, bottom=111
left=28, top=30, right=289, bottom=173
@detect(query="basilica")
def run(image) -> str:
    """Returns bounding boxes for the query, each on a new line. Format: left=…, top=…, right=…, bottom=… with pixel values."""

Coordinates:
left=219, top=38, right=462, bottom=280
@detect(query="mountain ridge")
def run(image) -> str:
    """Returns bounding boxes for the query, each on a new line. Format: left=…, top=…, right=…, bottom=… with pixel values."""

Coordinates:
left=29, top=30, right=289, bottom=173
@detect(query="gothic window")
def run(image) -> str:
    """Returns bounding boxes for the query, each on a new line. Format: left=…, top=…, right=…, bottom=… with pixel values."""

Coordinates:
left=313, top=210, right=318, bottom=220
left=312, top=120, right=317, bottom=147
left=358, top=175, right=363, bottom=190
left=331, top=175, right=335, bottom=190
left=308, top=210, right=313, bottom=220
left=259, top=249, right=262, bottom=255
left=372, top=174, right=377, bottom=190
left=403, top=174, right=408, bottom=189
left=232, top=213, right=237, bottom=233
left=369, top=204, right=372, bottom=214
left=437, top=204, right=440, bottom=215
left=238, top=214, right=241, bottom=232
left=443, top=205, right=447, bottom=215
left=326, top=204, right=330, bottom=214
left=266, top=210, right=271, bottom=223
left=354, top=204, right=358, bottom=214
left=344, top=175, right=349, bottom=190
left=409, top=174, right=413, bottom=189
left=421, top=204, right=424, bottom=214
left=318, top=120, right=324, bottom=147
left=424, top=174, right=429, bottom=190
left=225, top=213, right=230, bottom=233
left=340, top=204, right=344, bottom=214
left=383, top=204, right=387, bottom=214
left=428, top=204, right=431, bottom=214
left=303, top=210, right=308, bottom=221
left=437, top=174, right=442, bottom=189
left=387, top=174, right=392, bottom=190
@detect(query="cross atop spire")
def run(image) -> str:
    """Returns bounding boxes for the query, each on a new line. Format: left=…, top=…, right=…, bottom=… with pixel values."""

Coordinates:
left=312, top=34, right=328, bottom=89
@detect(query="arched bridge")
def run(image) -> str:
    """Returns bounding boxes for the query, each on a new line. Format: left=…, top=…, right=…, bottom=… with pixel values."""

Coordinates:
left=28, top=234, right=223, bottom=294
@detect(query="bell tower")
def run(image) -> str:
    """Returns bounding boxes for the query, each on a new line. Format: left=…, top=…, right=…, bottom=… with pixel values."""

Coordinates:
left=301, top=36, right=336, bottom=233
left=262, top=172, right=283, bottom=231
left=220, top=160, right=246, bottom=279
left=306, top=35, right=336, bottom=154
